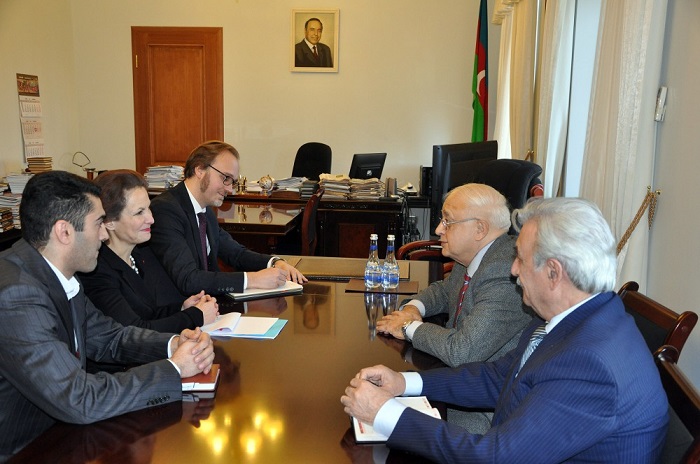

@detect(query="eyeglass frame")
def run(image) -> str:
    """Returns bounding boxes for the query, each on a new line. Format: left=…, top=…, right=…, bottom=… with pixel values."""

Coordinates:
left=438, top=216, right=479, bottom=230
left=207, top=164, right=238, bottom=187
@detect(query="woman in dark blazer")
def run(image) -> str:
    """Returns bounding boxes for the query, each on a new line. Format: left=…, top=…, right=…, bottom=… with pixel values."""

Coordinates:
left=80, top=170, right=218, bottom=332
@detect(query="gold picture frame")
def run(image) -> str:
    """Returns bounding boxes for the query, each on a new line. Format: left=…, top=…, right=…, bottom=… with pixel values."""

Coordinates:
left=291, top=9, right=339, bottom=73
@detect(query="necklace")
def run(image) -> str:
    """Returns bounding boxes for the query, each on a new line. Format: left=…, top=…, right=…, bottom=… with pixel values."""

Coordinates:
left=129, top=255, right=139, bottom=274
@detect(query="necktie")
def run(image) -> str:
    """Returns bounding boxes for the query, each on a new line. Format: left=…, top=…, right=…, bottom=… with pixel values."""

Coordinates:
left=452, top=272, right=471, bottom=328
left=313, top=45, right=318, bottom=58
left=197, top=212, right=209, bottom=271
left=518, top=324, right=547, bottom=372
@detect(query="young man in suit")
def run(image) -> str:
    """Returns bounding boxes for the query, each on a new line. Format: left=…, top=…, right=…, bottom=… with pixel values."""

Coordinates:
left=341, top=197, right=668, bottom=463
left=0, top=171, right=214, bottom=457
left=149, top=140, right=307, bottom=296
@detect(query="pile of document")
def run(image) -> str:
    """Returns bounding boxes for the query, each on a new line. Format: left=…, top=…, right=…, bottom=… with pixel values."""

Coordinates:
left=26, top=157, right=52, bottom=173
left=0, top=207, right=14, bottom=232
left=145, top=165, right=183, bottom=189
left=6, top=173, right=33, bottom=194
left=0, top=194, right=22, bottom=229
left=319, top=173, right=351, bottom=199
left=348, top=178, right=384, bottom=200
left=300, top=180, right=318, bottom=199
left=275, top=176, right=305, bottom=192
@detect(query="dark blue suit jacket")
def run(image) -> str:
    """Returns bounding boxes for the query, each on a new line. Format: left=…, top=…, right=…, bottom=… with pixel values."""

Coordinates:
left=149, top=182, right=271, bottom=294
left=388, top=292, right=668, bottom=463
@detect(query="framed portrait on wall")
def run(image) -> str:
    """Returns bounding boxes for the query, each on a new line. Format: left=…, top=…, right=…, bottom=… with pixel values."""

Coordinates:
left=291, top=9, right=339, bottom=73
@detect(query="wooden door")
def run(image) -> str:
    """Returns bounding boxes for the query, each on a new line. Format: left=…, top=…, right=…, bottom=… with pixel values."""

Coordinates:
left=131, top=27, right=223, bottom=173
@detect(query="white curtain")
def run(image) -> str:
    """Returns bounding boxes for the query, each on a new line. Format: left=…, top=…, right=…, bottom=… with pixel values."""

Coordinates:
left=579, top=0, right=668, bottom=291
left=492, top=0, right=538, bottom=160
left=534, top=0, right=576, bottom=197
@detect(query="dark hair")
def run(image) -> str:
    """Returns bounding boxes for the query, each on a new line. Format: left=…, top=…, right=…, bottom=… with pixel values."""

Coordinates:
left=20, top=170, right=101, bottom=249
left=94, top=170, right=149, bottom=222
left=183, top=140, right=239, bottom=179
left=305, top=17, right=323, bottom=30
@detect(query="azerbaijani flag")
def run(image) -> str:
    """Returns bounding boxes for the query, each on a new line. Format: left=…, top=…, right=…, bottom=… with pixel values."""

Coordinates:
left=471, top=0, right=488, bottom=142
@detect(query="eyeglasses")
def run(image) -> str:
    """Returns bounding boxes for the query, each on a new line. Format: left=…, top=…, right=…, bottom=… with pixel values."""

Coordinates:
left=208, top=164, right=238, bottom=186
left=438, top=216, right=479, bottom=230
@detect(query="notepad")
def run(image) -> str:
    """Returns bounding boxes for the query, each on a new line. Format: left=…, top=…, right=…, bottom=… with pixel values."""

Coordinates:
left=201, top=312, right=287, bottom=339
left=353, top=396, right=441, bottom=443
left=181, top=364, right=220, bottom=392
left=229, top=280, right=303, bottom=301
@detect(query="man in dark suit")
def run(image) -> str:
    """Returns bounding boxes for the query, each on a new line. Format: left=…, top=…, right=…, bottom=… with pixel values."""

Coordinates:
left=149, top=140, right=306, bottom=296
left=341, top=198, right=668, bottom=463
left=295, top=17, right=333, bottom=67
left=0, top=171, right=214, bottom=457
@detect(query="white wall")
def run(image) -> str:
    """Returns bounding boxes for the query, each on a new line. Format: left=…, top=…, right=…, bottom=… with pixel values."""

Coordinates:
left=648, top=0, right=700, bottom=387
left=0, top=0, right=81, bottom=176
left=0, top=0, right=499, bottom=188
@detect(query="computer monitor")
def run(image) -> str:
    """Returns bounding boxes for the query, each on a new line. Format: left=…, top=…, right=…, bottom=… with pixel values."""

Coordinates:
left=430, top=141, right=498, bottom=230
left=348, top=153, right=387, bottom=180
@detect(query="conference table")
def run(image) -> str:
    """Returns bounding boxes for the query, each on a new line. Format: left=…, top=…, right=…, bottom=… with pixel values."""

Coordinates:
left=10, top=260, right=446, bottom=463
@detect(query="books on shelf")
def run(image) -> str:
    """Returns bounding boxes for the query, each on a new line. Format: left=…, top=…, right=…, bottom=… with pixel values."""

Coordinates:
left=229, top=280, right=303, bottom=302
left=201, top=312, right=288, bottom=339
left=181, top=364, right=220, bottom=392
left=353, top=396, right=441, bottom=443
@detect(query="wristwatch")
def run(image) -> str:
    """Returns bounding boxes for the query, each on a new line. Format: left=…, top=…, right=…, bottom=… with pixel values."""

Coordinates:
left=270, top=257, right=285, bottom=268
left=401, top=321, right=412, bottom=341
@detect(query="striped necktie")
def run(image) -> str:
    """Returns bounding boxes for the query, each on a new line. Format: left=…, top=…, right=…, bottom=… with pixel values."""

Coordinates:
left=518, top=324, right=548, bottom=372
left=452, top=272, right=471, bottom=328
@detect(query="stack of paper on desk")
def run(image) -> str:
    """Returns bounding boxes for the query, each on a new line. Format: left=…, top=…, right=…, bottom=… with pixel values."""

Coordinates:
left=353, top=396, right=441, bottom=443
left=201, top=312, right=288, bottom=339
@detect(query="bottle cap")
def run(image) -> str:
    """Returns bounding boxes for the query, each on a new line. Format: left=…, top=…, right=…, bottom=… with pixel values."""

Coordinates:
left=370, top=234, right=378, bottom=239
left=388, top=234, right=395, bottom=240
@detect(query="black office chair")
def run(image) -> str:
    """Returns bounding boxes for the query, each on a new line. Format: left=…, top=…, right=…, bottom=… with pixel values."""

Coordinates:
left=301, top=188, right=325, bottom=256
left=655, top=345, right=700, bottom=464
left=618, top=281, right=698, bottom=356
left=291, top=142, right=332, bottom=181
left=474, top=158, right=543, bottom=211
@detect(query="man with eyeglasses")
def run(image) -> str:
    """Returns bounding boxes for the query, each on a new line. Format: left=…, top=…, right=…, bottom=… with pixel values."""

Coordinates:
left=377, top=183, right=531, bottom=432
left=150, top=140, right=307, bottom=296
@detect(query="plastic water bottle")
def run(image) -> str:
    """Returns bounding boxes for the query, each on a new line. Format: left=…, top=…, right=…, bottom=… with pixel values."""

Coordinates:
left=364, top=234, right=381, bottom=288
left=382, top=234, right=400, bottom=289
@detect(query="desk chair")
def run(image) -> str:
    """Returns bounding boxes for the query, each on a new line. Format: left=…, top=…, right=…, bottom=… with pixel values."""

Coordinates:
left=399, top=159, right=544, bottom=279
left=618, top=281, right=698, bottom=356
left=292, top=142, right=332, bottom=181
left=396, top=240, right=454, bottom=280
left=655, top=345, right=700, bottom=464
left=301, top=188, right=325, bottom=256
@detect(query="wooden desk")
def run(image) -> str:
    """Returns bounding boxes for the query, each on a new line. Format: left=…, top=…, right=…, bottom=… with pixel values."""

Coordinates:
left=228, top=193, right=405, bottom=258
left=10, top=260, right=441, bottom=463
left=214, top=202, right=302, bottom=254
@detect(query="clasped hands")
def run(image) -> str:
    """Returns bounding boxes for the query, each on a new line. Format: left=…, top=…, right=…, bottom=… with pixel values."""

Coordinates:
left=340, top=365, right=406, bottom=424
left=181, top=290, right=219, bottom=325
left=170, top=328, right=215, bottom=378
left=376, top=305, right=422, bottom=339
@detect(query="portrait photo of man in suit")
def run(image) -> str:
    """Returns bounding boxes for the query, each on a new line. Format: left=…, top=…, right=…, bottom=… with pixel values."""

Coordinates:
left=341, top=197, right=669, bottom=463
left=292, top=11, right=338, bottom=72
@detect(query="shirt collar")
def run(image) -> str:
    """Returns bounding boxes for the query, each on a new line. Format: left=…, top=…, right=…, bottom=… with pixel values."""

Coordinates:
left=466, top=238, right=496, bottom=277
left=545, top=293, right=599, bottom=333
left=184, top=182, right=207, bottom=215
left=304, top=38, right=318, bottom=51
left=43, top=256, right=80, bottom=300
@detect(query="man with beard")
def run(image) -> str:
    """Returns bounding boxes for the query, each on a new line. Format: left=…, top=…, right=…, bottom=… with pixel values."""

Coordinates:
left=150, top=140, right=306, bottom=295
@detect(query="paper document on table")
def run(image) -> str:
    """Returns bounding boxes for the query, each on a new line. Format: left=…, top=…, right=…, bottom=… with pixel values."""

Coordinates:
left=201, top=313, right=286, bottom=339
left=353, top=396, right=441, bottom=443
left=229, top=280, right=303, bottom=301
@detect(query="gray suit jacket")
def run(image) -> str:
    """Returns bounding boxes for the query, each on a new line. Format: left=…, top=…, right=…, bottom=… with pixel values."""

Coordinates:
left=0, top=240, right=181, bottom=456
left=410, top=234, right=532, bottom=368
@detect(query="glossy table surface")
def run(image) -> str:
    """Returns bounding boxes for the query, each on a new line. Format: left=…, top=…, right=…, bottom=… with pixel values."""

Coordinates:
left=10, top=261, right=443, bottom=463
left=214, top=202, right=302, bottom=235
